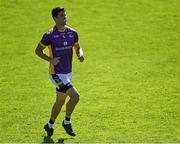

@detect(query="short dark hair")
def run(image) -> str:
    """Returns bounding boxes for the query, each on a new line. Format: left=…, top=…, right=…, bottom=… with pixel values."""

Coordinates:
left=51, top=7, right=65, bottom=18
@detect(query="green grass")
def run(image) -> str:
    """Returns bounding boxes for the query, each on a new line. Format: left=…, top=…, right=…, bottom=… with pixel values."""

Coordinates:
left=0, top=0, right=180, bottom=143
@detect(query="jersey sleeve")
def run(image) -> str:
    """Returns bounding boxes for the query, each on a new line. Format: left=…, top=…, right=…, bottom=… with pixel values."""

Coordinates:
left=40, top=33, right=50, bottom=47
left=73, top=31, right=79, bottom=43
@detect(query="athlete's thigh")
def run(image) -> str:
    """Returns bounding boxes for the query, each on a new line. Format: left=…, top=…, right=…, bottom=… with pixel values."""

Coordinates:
left=66, top=86, right=80, bottom=99
left=56, top=91, right=67, bottom=102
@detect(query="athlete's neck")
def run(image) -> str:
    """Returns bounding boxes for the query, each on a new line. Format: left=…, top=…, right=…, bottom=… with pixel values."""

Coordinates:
left=56, top=24, right=66, bottom=32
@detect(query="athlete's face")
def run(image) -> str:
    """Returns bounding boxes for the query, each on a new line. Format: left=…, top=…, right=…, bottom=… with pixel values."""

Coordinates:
left=54, top=11, right=67, bottom=25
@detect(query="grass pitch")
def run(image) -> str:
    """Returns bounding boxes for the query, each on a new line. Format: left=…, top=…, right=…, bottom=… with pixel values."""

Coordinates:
left=0, top=0, right=180, bottom=143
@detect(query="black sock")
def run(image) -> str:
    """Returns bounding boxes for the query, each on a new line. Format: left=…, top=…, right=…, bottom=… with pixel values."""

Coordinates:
left=49, top=119, right=55, bottom=124
left=65, top=117, right=70, bottom=121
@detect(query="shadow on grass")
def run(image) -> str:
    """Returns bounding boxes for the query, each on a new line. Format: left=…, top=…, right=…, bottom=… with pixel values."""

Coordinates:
left=43, top=136, right=55, bottom=143
left=57, top=137, right=73, bottom=143
left=42, top=136, right=73, bottom=143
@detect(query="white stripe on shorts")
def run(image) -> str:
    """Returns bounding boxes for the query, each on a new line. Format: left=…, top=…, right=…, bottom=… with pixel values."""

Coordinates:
left=49, top=75, right=60, bottom=89
left=49, top=72, right=72, bottom=89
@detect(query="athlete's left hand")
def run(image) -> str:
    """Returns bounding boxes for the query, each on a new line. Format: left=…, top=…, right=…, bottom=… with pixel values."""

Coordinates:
left=78, top=55, right=84, bottom=62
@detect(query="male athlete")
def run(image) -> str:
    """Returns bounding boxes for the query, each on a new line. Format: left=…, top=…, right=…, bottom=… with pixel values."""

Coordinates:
left=35, top=7, right=84, bottom=137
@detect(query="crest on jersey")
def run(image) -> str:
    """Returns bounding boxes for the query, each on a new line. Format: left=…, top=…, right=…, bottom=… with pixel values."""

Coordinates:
left=67, top=32, right=73, bottom=38
left=68, top=34, right=73, bottom=38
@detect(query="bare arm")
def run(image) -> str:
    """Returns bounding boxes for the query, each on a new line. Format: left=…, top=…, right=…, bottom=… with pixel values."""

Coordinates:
left=74, top=42, right=84, bottom=62
left=35, top=43, right=51, bottom=62
left=35, top=43, right=60, bottom=65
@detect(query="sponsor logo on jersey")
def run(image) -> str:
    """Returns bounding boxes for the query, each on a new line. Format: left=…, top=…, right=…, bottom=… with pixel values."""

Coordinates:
left=54, top=35, right=59, bottom=38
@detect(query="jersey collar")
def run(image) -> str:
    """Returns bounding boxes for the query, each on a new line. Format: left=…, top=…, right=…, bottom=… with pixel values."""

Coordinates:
left=54, top=25, right=67, bottom=32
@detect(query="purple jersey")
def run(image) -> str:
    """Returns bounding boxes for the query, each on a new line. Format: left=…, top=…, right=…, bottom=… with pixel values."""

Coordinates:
left=40, top=26, right=79, bottom=74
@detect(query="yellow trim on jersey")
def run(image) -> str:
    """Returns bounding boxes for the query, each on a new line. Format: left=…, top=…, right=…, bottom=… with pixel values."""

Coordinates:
left=58, top=29, right=65, bottom=32
left=58, top=26, right=66, bottom=32
left=48, top=45, right=55, bottom=74
left=39, top=42, right=47, bottom=48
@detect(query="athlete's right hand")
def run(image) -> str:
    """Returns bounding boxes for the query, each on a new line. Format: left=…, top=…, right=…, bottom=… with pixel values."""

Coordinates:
left=50, top=57, right=60, bottom=65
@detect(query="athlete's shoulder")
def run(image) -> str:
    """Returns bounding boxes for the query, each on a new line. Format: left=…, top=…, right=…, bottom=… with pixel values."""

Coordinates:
left=45, top=27, right=56, bottom=35
left=65, top=25, right=77, bottom=33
